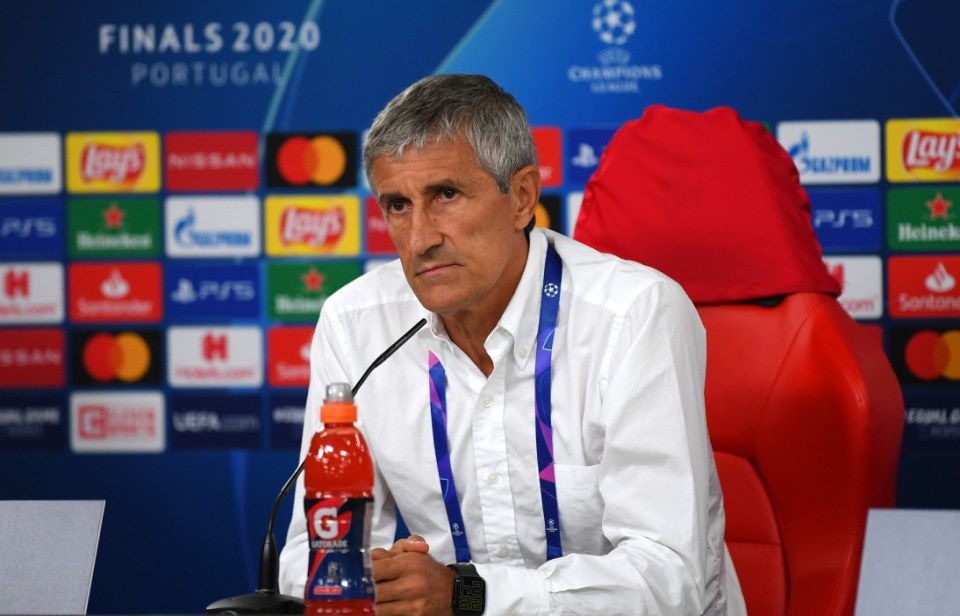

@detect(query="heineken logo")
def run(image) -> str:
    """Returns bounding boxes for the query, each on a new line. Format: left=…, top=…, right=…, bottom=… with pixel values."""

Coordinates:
left=68, top=198, right=160, bottom=257
left=888, top=188, right=960, bottom=250
left=267, top=262, right=360, bottom=321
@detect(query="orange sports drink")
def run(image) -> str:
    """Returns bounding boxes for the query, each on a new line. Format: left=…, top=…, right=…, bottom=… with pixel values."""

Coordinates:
left=303, top=383, right=375, bottom=614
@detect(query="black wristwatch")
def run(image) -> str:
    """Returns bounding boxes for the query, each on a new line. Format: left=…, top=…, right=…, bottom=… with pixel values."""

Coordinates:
left=447, top=563, right=486, bottom=615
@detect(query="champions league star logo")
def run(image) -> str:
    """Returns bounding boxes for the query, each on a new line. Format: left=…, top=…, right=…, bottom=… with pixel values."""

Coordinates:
left=592, top=0, right=637, bottom=46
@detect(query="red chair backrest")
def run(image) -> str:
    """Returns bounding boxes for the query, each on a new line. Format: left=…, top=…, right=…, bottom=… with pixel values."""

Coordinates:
left=700, top=294, right=902, bottom=615
left=572, top=104, right=904, bottom=615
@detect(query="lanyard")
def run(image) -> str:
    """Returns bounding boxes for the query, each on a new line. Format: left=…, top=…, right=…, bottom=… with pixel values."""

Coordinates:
left=428, top=243, right=563, bottom=563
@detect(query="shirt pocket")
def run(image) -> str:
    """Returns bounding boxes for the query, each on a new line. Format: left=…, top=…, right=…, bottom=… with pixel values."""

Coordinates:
left=554, top=463, right=608, bottom=555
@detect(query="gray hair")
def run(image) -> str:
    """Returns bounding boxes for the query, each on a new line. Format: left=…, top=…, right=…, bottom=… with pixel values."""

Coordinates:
left=363, top=74, right=538, bottom=195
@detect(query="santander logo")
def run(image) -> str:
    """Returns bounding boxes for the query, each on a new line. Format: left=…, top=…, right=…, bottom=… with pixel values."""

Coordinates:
left=82, top=143, right=145, bottom=184
left=827, top=262, right=846, bottom=292
left=281, top=207, right=345, bottom=247
left=903, top=130, right=960, bottom=172
left=100, top=269, right=130, bottom=298
left=925, top=262, right=956, bottom=293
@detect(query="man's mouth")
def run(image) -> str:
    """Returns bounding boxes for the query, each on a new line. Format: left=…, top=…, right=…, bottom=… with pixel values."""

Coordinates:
left=416, top=263, right=455, bottom=276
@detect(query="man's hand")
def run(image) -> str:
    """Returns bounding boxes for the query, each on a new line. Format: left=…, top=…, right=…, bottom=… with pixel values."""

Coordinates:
left=372, top=535, right=457, bottom=616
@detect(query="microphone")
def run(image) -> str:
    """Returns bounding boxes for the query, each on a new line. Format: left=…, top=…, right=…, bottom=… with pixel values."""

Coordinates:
left=207, top=318, right=428, bottom=614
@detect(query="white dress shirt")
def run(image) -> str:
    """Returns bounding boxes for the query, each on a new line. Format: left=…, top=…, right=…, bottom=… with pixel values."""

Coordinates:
left=279, top=228, right=746, bottom=615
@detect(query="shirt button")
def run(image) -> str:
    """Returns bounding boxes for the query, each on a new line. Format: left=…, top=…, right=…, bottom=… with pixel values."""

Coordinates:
left=497, top=545, right=509, bottom=558
left=518, top=347, right=528, bottom=358
left=486, top=472, right=499, bottom=485
left=481, top=396, right=493, bottom=408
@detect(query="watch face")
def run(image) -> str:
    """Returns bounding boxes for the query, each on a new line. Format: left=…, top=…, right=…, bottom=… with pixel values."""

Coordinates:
left=455, top=577, right=485, bottom=613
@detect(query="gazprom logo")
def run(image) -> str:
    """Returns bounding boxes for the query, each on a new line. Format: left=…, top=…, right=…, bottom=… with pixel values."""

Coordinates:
left=173, top=208, right=251, bottom=248
left=0, top=134, right=62, bottom=195
left=777, top=121, right=880, bottom=185
left=165, top=196, right=261, bottom=258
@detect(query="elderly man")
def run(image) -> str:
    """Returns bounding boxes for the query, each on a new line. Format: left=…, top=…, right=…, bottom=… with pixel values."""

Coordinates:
left=280, top=74, right=745, bottom=615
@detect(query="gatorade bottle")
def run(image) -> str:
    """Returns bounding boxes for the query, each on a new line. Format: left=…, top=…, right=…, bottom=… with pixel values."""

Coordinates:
left=303, top=383, right=375, bottom=615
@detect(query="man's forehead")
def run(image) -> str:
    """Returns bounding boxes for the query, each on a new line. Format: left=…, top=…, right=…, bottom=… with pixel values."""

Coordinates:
left=370, top=140, right=486, bottom=192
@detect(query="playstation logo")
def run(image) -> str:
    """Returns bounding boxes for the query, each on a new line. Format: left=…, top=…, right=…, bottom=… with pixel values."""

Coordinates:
left=571, top=143, right=600, bottom=168
left=171, top=278, right=197, bottom=304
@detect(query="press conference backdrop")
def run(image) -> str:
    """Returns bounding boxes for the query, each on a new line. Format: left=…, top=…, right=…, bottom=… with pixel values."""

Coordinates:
left=1, top=1, right=958, bottom=612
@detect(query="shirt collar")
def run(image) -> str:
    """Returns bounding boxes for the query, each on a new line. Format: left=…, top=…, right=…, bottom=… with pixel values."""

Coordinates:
left=499, top=228, right=547, bottom=370
left=414, top=229, right=548, bottom=371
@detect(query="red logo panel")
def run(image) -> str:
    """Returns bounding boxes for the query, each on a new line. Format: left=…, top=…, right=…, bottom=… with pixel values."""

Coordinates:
left=268, top=326, right=313, bottom=387
left=889, top=256, right=960, bottom=318
left=68, top=262, right=162, bottom=323
left=365, top=196, right=396, bottom=255
left=165, top=131, right=259, bottom=192
left=532, top=127, right=563, bottom=187
left=0, top=328, right=64, bottom=388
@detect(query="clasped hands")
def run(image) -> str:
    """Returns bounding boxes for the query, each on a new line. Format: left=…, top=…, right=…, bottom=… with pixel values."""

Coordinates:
left=371, top=535, right=458, bottom=616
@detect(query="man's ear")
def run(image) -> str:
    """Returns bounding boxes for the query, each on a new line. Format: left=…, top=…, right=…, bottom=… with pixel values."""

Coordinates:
left=511, top=165, right=541, bottom=231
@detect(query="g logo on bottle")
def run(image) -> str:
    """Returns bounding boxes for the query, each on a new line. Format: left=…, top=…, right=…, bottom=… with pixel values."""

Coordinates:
left=313, top=507, right=339, bottom=540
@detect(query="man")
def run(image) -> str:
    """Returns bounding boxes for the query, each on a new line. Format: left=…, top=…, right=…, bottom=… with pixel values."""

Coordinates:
left=280, top=74, right=745, bottom=615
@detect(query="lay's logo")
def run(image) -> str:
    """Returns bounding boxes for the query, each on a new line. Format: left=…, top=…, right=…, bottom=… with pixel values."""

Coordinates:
left=902, top=130, right=960, bottom=173
left=82, top=143, right=145, bottom=185
left=887, top=119, right=960, bottom=182
left=265, top=195, right=360, bottom=256
left=67, top=132, right=160, bottom=193
left=281, top=207, right=344, bottom=248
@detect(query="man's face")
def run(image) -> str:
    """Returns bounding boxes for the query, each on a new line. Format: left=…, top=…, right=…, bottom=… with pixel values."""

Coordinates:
left=371, top=138, right=537, bottom=321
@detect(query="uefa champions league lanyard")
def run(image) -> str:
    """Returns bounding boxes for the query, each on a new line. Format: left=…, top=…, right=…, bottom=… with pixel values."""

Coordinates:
left=428, top=243, right=563, bottom=563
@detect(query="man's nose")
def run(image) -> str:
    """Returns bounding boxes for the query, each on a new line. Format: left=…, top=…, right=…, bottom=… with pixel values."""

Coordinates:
left=408, top=205, right=443, bottom=253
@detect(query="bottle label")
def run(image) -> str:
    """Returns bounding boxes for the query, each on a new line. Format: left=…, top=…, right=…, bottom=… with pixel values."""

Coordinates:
left=305, top=496, right=374, bottom=600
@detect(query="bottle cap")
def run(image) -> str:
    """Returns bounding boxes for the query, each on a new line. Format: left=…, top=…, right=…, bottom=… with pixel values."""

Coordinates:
left=322, top=383, right=357, bottom=423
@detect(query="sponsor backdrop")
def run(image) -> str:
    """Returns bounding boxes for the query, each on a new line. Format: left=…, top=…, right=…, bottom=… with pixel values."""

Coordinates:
left=1, top=0, right=958, bottom=612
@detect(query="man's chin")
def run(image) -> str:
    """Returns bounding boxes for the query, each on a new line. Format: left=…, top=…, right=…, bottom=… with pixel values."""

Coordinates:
left=410, top=288, right=463, bottom=318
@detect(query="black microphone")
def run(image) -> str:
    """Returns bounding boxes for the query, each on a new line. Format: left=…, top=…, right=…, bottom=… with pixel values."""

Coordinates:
left=207, top=318, right=428, bottom=615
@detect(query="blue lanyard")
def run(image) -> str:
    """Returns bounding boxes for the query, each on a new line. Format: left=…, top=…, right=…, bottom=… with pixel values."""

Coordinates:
left=428, top=243, right=563, bottom=563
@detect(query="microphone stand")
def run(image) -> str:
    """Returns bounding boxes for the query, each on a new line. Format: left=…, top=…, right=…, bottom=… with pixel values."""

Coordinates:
left=207, top=318, right=427, bottom=614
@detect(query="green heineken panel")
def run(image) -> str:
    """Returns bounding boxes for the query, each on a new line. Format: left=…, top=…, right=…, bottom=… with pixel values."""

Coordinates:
left=68, top=197, right=161, bottom=258
left=887, top=187, right=960, bottom=251
left=266, top=261, right=361, bottom=321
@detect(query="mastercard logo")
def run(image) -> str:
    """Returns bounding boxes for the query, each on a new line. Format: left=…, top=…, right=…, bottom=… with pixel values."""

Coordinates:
left=535, top=195, right=563, bottom=233
left=267, top=133, right=357, bottom=188
left=535, top=203, right=552, bottom=228
left=904, top=330, right=960, bottom=380
left=83, top=332, right=152, bottom=382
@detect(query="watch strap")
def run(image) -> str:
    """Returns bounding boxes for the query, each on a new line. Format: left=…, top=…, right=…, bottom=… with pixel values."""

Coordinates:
left=447, top=563, right=480, bottom=577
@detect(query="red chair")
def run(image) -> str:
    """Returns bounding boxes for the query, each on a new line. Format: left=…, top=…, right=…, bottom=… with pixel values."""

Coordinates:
left=573, top=105, right=904, bottom=616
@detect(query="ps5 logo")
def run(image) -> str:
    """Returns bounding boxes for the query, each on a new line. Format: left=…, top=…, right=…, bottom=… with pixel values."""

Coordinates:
left=0, top=217, right=56, bottom=238
left=170, top=278, right=256, bottom=304
left=813, top=209, right=874, bottom=229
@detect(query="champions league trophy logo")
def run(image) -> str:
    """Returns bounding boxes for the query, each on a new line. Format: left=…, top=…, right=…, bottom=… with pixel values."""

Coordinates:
left=592, top=0, right=637, bottom=46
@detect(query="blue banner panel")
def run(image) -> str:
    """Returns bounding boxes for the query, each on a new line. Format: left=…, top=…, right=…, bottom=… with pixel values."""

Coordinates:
left=809, top=188, right=883, bottom=253
left=0, top=199, right=64, bottom=257
left=0, top=393, right=66, bottom=449
left=270, top=391, right=307, bottom=450
left=169, top=392, right=262, bottom=449
left=903, top=392, right=960, bottom=454
left=565, top=128, right=617, bottom=186
left=164, top=262, right=261, bottom=320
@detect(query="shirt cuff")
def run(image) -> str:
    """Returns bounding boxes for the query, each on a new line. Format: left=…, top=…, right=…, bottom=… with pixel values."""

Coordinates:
left=472, top=562, right=551, bottom=616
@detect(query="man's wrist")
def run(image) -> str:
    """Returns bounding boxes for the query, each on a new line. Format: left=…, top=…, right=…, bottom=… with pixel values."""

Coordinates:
left=447, top=563, right=486, bottom=615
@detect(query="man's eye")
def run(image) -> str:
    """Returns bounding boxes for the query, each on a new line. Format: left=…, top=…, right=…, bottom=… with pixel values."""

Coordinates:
left=387, top=200, right=407, bottom=213
left=439, top=188, right=458, bottom=201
